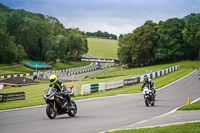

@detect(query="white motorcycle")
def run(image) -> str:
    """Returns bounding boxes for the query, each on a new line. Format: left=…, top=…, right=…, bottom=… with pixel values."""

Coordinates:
left=143, top=85, right=155, bottom=107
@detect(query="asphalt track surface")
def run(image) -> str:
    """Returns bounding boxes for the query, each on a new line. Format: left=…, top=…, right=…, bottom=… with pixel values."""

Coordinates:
left=0, top=70, right=200, bottom=133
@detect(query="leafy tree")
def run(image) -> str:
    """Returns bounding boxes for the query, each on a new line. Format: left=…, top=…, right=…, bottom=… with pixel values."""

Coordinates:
left=45, top=34, right=68, bottom=64
left=0, top=30, right=16, bottom=63
left=0, top=3, right=89, bottom=64
left=86, top=30, right=117, bottom=40
left=45, top=50, right=57, bottom=64
left=6, top=10, right=25, bottom=37
left=15, top=44, right=27, bottom=63
left=67, top=32, right=86, bottom=58
left=0, top=12, right=7, bottom=31
left=46, top=16, right=66, bottom=36
left=118, top=34, right=133, bottom=68
left=119, top=34, right=124, bottom=38
left=0, top=30, right=25, bottom=63
left=154, top=18, right=187, bottom=62
left=0, top=3, right=10, bottom=12
left=182, top=13, right=200, bottom=59
left=118, top=21, right=158, bottom=67
left=83, top=38, right=89, bottom=54
left=6, top=11, right=40, bottom=60
left=132, top=21, right=158, bottom=66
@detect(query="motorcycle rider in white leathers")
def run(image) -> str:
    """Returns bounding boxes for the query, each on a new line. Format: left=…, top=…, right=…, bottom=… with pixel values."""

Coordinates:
left=140, top=77, right=156, bottom=96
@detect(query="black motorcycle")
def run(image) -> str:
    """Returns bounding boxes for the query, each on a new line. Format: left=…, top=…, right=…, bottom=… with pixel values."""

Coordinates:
left=142, top=84, right=155, bottom=107
left=44, top=87, right=77, bottom=119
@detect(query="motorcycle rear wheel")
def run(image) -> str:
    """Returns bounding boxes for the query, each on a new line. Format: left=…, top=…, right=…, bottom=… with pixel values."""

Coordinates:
left=68, top=101, right=77, bottom=117
left=46, top=104, right=56, bottom=119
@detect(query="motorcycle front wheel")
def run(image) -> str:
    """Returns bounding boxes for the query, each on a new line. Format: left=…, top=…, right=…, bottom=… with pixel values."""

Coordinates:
left=151, top=96, right=155, bottom=106
left=68, top=101, right=77, bottom=117
left=46, top=103, right=56, bottom=119
left=144, top=97, right=149, bottom=107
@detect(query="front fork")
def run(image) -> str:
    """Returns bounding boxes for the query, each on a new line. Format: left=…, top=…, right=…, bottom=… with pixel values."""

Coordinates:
left=53, top=101, right=57, bottom=112
left=144, top=94, right=150, bottom=101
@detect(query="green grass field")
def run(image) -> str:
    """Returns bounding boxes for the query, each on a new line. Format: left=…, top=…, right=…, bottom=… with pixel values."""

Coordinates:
left=51, top=61, right=90, bottom=70
left=108, top=122, right=200, bottom=133
left=87, top=38, right=118, bottom=59
left=0, top=61, right=197, bottom=110
left=0, top=39, right=200, bottom=110
left=178, top=100, right=200, bottom=110
left=87, top=61, right=196, bottom=79
left=0, top=38, right=199, bottom=132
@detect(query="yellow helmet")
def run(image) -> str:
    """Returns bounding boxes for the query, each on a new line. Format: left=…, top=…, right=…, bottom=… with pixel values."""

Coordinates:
left=49, top=75, right=57, bottom=84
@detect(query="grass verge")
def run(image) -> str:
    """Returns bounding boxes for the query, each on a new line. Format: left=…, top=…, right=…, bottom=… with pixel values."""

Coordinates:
left=107, top=122, right=200, bottom=133
left=178, top=100, right=200, bottom=111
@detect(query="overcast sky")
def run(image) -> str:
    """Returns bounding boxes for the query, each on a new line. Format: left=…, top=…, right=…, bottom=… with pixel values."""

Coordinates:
left=1, top=0, right=200, bottom=36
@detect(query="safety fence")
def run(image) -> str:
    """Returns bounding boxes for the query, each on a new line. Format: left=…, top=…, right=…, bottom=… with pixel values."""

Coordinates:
left=0, top=92, right=25, bottom=102
left=0, top=63, right=111, bottom=79
left=81, top=80, right=124, bottom=95
left=39, top=65, right=99, bottom=79
left=0, top=64, right=96, bottom=79
left=0, top=73, right=33, bottom=79
left=81, top=65, right=179, bottom=95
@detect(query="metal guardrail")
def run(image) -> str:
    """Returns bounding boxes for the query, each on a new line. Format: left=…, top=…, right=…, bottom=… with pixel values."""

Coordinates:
left=0, top=92, right=25, bottom=102
left=81, top=66, right=180, bottom=95
left=0, top=73, right=33, bottom=79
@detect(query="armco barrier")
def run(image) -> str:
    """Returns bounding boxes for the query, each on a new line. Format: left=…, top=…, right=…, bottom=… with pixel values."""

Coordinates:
left=105, top=80, right=124, bottom=90
left=81, top=65, right=179, bottom=95
left=98, top=83, right=106, bottom=92
left=81, top=84, right=91, bottom=95
left=0, top=63, right=98, bottom=80
left=0, top=73, right=33, bottom=79
left=91, top=84, right=99, bottom=93
left=137, top=66, right=179, bottom=83
left=0, top=92, right=25, bottom=102
left=137, top=77, right=141, bottom=83
left=124, top=78, right=137, bottom=86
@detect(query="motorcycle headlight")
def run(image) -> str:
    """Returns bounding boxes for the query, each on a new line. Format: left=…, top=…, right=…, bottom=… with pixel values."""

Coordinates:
left=49, top=95, right=54, bottom=100
left=143, top=88, right=149, bottom=94
left=144, top=90, right=149, bottom=94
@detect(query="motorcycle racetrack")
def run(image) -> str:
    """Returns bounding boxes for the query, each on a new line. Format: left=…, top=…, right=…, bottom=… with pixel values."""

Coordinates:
left=0, top=70, right=199, bottom=133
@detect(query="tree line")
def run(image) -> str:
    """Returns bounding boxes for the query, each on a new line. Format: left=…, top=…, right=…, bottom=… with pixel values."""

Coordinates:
left=118, top=13, right=200, bottom=68
left=86, top=30, right=117, bottom=40
left=0, top=4, right=88, bottom=64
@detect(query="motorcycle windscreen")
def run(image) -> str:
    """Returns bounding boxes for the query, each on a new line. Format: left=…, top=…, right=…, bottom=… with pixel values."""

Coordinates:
left=46, top=87, right=57, bottom=96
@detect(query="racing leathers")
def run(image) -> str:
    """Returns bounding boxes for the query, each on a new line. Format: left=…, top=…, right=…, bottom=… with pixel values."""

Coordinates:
left=49, top=80, right=72, bottom=106
left=141, top=80, right=156, bottom=96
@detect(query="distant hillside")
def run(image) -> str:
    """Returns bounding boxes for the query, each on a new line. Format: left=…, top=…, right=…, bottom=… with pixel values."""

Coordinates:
left=87, top=38, right=118, bottom=59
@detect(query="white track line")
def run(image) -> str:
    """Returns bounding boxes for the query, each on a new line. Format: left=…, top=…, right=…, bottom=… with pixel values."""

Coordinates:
left=125, top=120, right=200, bottom=130
left=100, top=70, right=199, bottom=133
left=101, top=96, right=200, bottom=133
